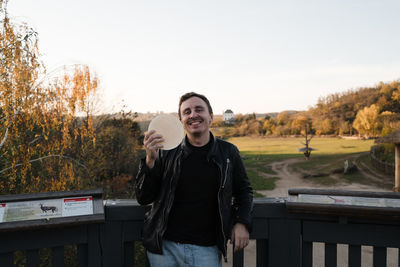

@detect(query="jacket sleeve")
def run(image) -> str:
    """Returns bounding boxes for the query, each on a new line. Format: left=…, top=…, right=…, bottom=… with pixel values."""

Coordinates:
left=135, top=155, right=163, bottom=205
left=231, top=145, right=253, bottom=232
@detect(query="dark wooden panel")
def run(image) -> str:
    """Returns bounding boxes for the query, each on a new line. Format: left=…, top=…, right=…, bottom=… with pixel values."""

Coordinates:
left=250, top=218, right=268, bottom=239
left=77, top=244, right=88, bottom=267
left=123, top=221, right=143, bottom=241
left=373, top=247, right=386, bottom=267
left=0, top=252, right=13, bottom=267
left=27, top=249, right=39, bottom=267
left=269, top=219, right=301, bottom=267
left=0, top=225, right=88, bottom=253
left=348, top=245, right=361, bottom=267
left=88, top=225, right=102, bottom=267
left=124, top=241, right=135, bottom=267
left=303, top=221, right=400, bottom=247
left=52, top=246, right=64, bottom=267
left=302, top=242, right=312, bottom=267
left=101, top=221, right=123, bottom=267
left=105, top=200, right=149, bottom=221
left=232, top=249, right=244, bottom=267
left=252, top=200, right=287, bottom=219
left=256, top=239, right=268, bottom=267
left=325, top=243, right=337, bottom=267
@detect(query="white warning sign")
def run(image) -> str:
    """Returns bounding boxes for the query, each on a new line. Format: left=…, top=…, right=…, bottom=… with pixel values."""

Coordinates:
left=62, top=196, right=93, bottom=217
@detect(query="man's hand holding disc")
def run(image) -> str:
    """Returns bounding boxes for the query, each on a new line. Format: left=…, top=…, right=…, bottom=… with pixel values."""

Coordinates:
left=143, top=130, right=164, bottom=169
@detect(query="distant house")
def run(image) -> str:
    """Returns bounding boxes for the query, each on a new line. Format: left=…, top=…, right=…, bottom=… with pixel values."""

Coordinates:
left=223, top=109, right=235, bottom=124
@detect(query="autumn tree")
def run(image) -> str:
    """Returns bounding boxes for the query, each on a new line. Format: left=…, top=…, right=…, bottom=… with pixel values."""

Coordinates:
left=291, top=115, right=310, bottom=135
left=85, top=113, right=142, bottom=198
left=379, top=111, right=400, bottom=136
left=353, top=104, right=380, bottom=137
left=0, top=1, right=99, bottom=194
left=248, top=120, right=263, bottom=135
left=263, top=117, right=276, bottom=135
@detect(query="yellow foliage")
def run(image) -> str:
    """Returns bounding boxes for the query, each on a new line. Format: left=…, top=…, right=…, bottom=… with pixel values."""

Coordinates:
left=0, top=5, right=98, bottom=194
left=353, top=104, right=380, bottom=137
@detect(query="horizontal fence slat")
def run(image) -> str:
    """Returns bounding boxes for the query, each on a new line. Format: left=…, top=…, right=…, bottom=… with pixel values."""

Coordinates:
left=0, top=225, right=88, bottom=253
left=303, top=221, right=400, bottom=247
left=373, top=247, right=387, bottom=267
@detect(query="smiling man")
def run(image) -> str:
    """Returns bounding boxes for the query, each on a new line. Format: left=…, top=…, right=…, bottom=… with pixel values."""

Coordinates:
left=135, top=92, right=253, bottom=267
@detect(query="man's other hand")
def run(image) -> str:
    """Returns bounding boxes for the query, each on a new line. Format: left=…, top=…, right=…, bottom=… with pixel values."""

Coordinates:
left=230, top=222, right=249, bottom=252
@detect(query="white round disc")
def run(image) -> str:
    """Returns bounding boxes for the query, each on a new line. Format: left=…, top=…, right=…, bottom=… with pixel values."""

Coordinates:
left=148, top=114, right=185, bottom=150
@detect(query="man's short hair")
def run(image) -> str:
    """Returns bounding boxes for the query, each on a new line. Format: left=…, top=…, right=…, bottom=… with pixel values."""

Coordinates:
left=178, top=92, right=213, bottom=119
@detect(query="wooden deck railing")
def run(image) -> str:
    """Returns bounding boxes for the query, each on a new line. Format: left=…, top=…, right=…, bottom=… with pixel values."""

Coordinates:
left=0, top=189, right=400, bottom=266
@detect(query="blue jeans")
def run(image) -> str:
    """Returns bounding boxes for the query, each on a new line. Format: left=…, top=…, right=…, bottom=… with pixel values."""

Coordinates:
left=147, top=240, right=221, bottom=267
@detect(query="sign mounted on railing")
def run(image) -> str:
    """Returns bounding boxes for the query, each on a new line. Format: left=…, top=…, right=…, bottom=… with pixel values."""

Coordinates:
left=286, top=188, right=400, bottom=220
left=0, top=189, right=104, bottom=231
left=0, top=196, right=93, bottom=223
left=290, top=194, right=400, bottom=208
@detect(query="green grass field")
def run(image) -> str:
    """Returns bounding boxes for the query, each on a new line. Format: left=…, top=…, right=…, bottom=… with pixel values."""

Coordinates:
left=227, top=136, right=374, bottom=155
left=224, top=137, right=393, bottom=196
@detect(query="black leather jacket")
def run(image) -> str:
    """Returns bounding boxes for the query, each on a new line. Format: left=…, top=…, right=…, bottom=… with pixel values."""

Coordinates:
left=135, top=133, right=253, bottom=260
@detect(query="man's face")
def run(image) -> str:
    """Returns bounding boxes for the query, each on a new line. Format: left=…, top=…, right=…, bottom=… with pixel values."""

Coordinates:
left=179, top=96, right=213, bottom=138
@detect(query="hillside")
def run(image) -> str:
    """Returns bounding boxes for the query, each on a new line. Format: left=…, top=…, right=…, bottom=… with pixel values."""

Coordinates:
left=211, top=80, right=400, bottom=137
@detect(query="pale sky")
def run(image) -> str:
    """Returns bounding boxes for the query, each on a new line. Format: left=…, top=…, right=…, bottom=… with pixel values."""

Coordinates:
left=7, top=0, right=400, bottom=114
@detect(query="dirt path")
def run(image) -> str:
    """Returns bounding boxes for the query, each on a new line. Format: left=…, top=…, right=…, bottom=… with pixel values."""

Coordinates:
left=258, top=157, right=390, bottom=198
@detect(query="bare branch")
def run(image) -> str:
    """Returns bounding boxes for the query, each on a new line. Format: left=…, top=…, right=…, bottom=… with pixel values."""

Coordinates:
left=0, top=127, right=8, bottom=149
left=29, top=135, right=42, bottom=145
left=0, top=154, right=88, bottom=174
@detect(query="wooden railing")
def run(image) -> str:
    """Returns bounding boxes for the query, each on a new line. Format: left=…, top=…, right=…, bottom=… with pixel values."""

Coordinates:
left=0, top=189, right=400, bottom=266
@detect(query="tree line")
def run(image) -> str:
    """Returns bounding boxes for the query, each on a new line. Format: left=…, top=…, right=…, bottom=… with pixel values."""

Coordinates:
left=212, top=81, right=400, bottom=138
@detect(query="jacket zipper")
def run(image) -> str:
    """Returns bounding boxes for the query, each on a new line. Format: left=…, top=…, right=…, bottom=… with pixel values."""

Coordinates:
left=214, top=158, right=229, bottom=262
left=137, top=165, right=144, bottom=190
left=222, top=158, right=230, bottom=189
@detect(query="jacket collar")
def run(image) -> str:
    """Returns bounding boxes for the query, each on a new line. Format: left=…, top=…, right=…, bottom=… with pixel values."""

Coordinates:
left=180, top=132, right=218, bottom=160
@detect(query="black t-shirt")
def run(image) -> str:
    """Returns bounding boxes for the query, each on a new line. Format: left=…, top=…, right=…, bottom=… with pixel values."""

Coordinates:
left=164, top=139, right=219, bottom=246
